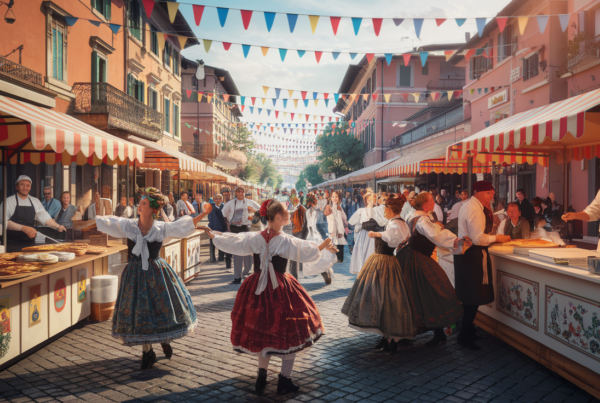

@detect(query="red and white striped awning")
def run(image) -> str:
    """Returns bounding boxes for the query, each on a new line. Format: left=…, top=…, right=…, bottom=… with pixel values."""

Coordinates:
left=0, top=95, right=144, bottom=165
left=376, top=141, right=460, bottom=178
left=447, top=88, right=600, bottom=164
left=128, top=137, right=205, bottom=172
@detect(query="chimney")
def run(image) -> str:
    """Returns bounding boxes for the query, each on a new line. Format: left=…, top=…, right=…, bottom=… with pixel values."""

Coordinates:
left=465, top=32, right=471, bottom=42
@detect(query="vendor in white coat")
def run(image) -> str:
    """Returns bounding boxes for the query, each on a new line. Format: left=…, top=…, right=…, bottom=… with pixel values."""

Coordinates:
left=563, top=190, right=600, bottom=251
left=222, top=186, right=261, bottom=284
left=0, top=176, right=66, bottom=247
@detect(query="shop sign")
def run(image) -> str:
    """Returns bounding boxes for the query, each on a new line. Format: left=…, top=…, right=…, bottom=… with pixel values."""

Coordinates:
left=488, top=89, right=508, bottom=109
left=510, top=67, right=521, bottom=83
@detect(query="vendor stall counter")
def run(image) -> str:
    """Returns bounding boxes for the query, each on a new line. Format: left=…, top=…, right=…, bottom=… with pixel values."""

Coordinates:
left=477, top=250, right=600, bottom=399
left=161, top=229, right=205, bottom=283
left=0, top=241, right=127, bottom=367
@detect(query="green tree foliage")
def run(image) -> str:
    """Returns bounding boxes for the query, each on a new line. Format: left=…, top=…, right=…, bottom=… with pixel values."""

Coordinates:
left=238, top=163, right=255, bottom=181
left=317, top=122, right=364, bottom=178
left=219, top=126, right=256, bottom=154
left=295, top=163, right=323, bottom=191
left=241, top=153, right=279, bottom=185
left=267, top=172, right=284, bottom=189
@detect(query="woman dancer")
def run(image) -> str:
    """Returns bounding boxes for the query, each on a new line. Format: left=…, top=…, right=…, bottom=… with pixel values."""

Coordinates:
left=348, top=191, right=387, bottom=274
left=95, top=188, right=211, bottom=369
left=342, top=194, right=414, bottom=352
left=304, top=193, right=336, bottom=284
left=324, top=190, right=348, bottom=262
left=396, top=192, right=469, bottom=347
left=315, top=192, right=328, bottom=239
left=205, top=200, right=338, bottom=395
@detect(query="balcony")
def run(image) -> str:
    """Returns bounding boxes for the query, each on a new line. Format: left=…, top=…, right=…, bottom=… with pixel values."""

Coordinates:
left=567, top=35, right=600, bottom=70
left=72, top=82, right=162, bottom=141
left=426, top=78, right=465, bottom=90
left=0, top=55, right=43, bottom=87
left=180, top=141, right=215, bottom=163
left=0, top=55, right=57, bottom=107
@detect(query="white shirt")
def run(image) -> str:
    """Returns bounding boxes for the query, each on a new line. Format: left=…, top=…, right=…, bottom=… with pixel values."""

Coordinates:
left=222, top=198, right=261, bottom=226
left=176, top=199, right=195, bottom=217
left=458, top=197, right=496, bottom=246
left=400, top=201, right=415, bottom=221
left=584, top=190, right=600, bottom=221
left=348, top=205, right=388, bottom=232
left=326, top=202, right=348, bottom=245
left=380, top=217, right=410, bottom=248
left=448, top=199, right=466, bottom=221
left=433, top=204, right=443, bottom=222
left=88, top=198, right=113, bottom=220
left=0, top=194, right=53, bottom=231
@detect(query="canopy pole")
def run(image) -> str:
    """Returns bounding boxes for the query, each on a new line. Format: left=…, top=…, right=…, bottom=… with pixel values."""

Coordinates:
left=467, top=156, right=473, bottom=195
left=178, top=168, right=181, bottom=204
left=2, top=148, right=7, bottom=253
left=563, top=153, right=569, bottom=217
left=126, top=158, right=130, bottom=214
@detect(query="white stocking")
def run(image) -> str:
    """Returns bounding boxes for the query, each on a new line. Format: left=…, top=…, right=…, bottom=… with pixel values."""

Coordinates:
left=258, top=355, right=271, bottom=370
left=280, top=354, right=296, bottom=377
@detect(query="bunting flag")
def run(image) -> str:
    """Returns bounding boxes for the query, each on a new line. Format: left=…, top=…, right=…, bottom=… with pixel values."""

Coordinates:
left=517, top=16, right=529, bottom=35
left=297, top=50, right=305, bottom=58
left=65, top=17, right=78, bottom=26
left=264, top=12, right=276, bottom=31
left=242, top=44, right=251, bottom=58
left=402, top=53, right=411, bottom=66
left=142, top=0, right=155, bottom=19
left=435, top=19, right=446, bottom=26
left=193, top=5, right=204, bottom=26
left=241, top=10, right=253, bottom=30
left=261, top=46, right=269, bottom=56
left=536, top=15, right=549, bottom=34
left=476, top=18, right=486, bottom=36
left=287, top=14, right=298, bottom=32
left=393, top=18, right=404, bottom=26
left=558, top=14, right=570, bottom=32
left=178, top=36, right=188, bottom=49
left=372, top=18, right=383, bottom=36
left=352, top=17, right=362, bottom=35
left=166, top=2, right=178, bottom=23
left=384, top=53, right=393, bottom=66
left=419, top=51, right=428, bottom=66
left=330, top=17, right=341, bottom=35
left=384, top=94, right=391, bottom=103
left=109, top=24, right=121, bottom=34
left=157, top=32, right=165, bottom=52
left=203, top=39, right=212, bottom=53
left=223, top=42, right=232, bottom=50
left=288, top=89, right=294, bottom=98
left=315, top=51, right=323, bottom=63
left=413, top=18, right=424, bottom=38
left=412, top=93, right=420, bottom=103
left=455, top=18, right=466, bottom=27
left=276, top=48, right=287, bottom=62
left=308, top=15, right=320, bottom=34
left=88, top=20, right=101, bottom=27
left=496, top=17, right=508, bottom=33
left=332, top=52, right=340, bottom=60
left=217, top=7, right=229, bottom=27
left=444, top=50, right=454, bottom=61
left=350, top=53, right=357, bottom=59
left=366, top=53, right=375, bottom=63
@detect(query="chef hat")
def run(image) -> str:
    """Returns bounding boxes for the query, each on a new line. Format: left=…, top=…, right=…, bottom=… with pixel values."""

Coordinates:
left=16, top=175, right=32, bottom=185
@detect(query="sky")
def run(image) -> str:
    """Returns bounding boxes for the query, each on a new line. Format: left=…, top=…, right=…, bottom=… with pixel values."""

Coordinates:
left=177, top=0, right=512, bottom=160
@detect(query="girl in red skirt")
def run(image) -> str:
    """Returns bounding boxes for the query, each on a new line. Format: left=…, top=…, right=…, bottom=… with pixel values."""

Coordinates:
left=204, top=200, right=338, bottom=395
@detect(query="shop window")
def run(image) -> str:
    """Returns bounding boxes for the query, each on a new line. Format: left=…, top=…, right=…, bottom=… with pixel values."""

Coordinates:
left=164, top=98, right=170, bottom=132
left=128, top=0, right=143, bottom=41
left=91, top=51, right=107, bottom=83
left=52, top=21, right=65, bottom=81
left=91, top=0, right=111, bottom=21
left=397, top=64, right=412, bottom=87
left=523, top=53, right=539, bottom=81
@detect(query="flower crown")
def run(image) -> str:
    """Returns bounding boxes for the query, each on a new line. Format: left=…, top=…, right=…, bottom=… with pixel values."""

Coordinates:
left=260, top=199, right=274, bottom=217
left=137, top=187, right=165, bottom=210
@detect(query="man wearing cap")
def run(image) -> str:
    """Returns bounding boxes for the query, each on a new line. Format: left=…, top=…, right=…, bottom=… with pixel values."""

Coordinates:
left=454, top=181, right=510, bottom=350
left=222, top=186, right=261, bottom=284
left=0, top=175, right=66, bottom=246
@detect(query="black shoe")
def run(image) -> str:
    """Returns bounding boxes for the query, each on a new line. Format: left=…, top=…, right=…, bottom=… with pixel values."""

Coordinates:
left=388, top=340, right=398, bottom=353
left=321, top=271, right=332, bottom=285
left=277, top=374, right=299, bottom=395
left=457, top=333, right=482, bottom=350
left=425, top=330, right=447, bottom=347
left=141, top=350, right=157, bottom=370
left=383, top=339, right=392, bottom=352
left=161, top=343, right=173, bottom=359
left=398, top=338, right=412, bottom=346
left=255, top=368, right=268, bottom=394
left=230, top=278, right=241, bottom=284
left=374, top=337, right=388, bottom=349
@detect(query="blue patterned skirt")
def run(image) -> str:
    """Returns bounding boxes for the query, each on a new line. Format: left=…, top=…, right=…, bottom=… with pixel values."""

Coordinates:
left=112, top=257, right=198, bottom=346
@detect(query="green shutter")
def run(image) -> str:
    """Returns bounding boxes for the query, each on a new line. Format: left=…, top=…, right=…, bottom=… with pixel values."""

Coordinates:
left=57, top=30, right=63, bottom=81
left=141, top=81, right=145, bottom=103
left=52, top=28, right=58, bottom=79
left=92, top=51, right=98, bottom=82
left=91, top=0, right=96, bottom=10
left=105, top=0, right=111, bottom=21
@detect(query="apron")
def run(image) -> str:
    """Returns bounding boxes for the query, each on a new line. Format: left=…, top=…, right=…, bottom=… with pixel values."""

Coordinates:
left=7, top=196, right=37, bottom=243
left=453, top=206, right=495, bottom=305
left=230, top=199, right=248, bottom=233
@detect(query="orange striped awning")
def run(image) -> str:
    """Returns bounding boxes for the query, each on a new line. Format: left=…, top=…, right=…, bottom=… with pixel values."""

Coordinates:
left=376, top=141, right=457, bottom=179
left=447, top=88, right=600, bottom=165
left=0, top=95, right=144, bottom=165
left=128, top=137, right=205, bottom=172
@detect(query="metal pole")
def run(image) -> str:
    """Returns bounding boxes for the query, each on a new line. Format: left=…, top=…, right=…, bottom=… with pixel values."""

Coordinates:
left=467, top=156, right=473, bottom=195
left=380, top=59, right=384, bottom=163
left=125, top=158, right=130, bottom=211
left=563, top=153, right=569, bottom=216
left=3, top=148, right=7, bottom=253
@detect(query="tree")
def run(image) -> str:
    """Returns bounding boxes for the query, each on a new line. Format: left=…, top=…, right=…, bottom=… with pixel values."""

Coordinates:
left=317, top=122, right=364, bottom=178
left=267, top=172, right=284, bottom=189
left=219, top=126, right=256, bottom=154
left=295, top=163, right=323, bottom=191
left=238, top=163, right=255, bottom=181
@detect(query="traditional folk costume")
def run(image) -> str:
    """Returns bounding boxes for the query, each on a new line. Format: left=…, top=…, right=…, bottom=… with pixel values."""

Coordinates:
left=454, top=181, right=497, bottom=350
left=212, top=226, right=335, bottom=394
left=348, top=205, right=387, bottom=274
left=325, top=202, right=348, bottom=262
left=315, top=197, right=328, bottom=239
left=341, top=217, right=415, bottom=347
left=95, top=188, right=198, bottom=369
left=288, top=203, right=307, bottom=279
left=303, top=205, right=337, bottom=283
left=396, top=211, right=464, bottom=346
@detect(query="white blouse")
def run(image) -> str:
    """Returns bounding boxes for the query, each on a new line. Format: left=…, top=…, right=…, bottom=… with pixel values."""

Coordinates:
left=380, top=218, right=410, bottom=248
left=348, top=205, right=388, bottom=232
left=212, top=231, right=336, bottom=294
left=96, top=215, right=196, bottom=271
left=408, top=211, right=461, bottom=251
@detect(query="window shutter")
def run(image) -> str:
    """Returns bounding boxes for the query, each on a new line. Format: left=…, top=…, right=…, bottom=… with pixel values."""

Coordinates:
left=141, top=81, right=145, bottom=103
left=105, top=0, right=111, bottom=21
left=52, top=28, right=58, bottom=79
left=92, top=51, right=98, bottom=82
left=522, top=58, right=527, bottom=80
left=91, top=0, right=96, bottom=10
left=57, top=30, right=63, bottom=81
left=488, top=39, right=493, bottom=69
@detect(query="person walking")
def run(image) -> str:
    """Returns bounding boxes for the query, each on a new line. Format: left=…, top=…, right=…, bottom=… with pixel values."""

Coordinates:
left=303, top=193, right=336, bottom=284
left=324, top=190, right=348, bottom=263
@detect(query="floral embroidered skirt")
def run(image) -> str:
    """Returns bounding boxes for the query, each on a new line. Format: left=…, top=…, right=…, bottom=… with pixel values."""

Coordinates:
left=341, top=253, right=415, bottom=340
left=396, top=246, right=463, bottom=331
left=231, top=271, right=324, bottom=357
left=112, top=257, right=198, bottom=346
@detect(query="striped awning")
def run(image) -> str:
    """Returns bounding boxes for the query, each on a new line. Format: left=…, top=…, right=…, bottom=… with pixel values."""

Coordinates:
left=376, top=141, right=458, bottom=178
left=0, top=95, right=144, bottom=165
left=447, top=88, right=600, bottom=164
left=128, top=137, right=205, bottom=172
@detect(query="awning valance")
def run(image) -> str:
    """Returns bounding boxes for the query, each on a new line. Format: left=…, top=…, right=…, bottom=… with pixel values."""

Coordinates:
left=128, top=137, right=205, bottom=172
left=0, top=95, right=144, bottom=165
left=376, top=141, right=457, bottom=178
left=447, top=88, right=600, bottom=165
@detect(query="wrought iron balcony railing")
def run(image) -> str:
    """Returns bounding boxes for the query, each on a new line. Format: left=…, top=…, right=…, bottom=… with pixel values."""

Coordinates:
left=180, top=141, right=215, bottom=161
left=72, top=82, right=163, bottom=141
left=568, top=35, right=600, bottom=70
left=0, top=55, right=43, bottom=87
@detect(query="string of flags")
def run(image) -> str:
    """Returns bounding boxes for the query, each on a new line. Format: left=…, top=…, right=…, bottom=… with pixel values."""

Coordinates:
left=53, top=15, right=121, bottom=33
left=140, top=0, right=573, bottom=40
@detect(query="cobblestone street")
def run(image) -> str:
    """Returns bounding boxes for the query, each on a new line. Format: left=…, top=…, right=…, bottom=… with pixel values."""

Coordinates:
left=1, top=250, right=599, bottom=403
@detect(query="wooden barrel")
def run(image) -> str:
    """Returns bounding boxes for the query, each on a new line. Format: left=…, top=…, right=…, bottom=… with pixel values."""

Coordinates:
left=90, top=301, right=116, bottom=322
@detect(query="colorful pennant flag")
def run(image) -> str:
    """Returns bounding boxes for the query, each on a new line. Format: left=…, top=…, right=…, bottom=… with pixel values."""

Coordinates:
left=517, top=16, right=528, bottom=35
left=279, top=48, right=287, bottom=61
left=203, top=39, right=212, bottom=53
left=261, top=47, right=269, bottom=56
left=413, top=18, right=424, bottom=38
left=455, top=18, right=466, bottom=27
left=178, top=36, right=187, bottom=50
left=330, top=16, right=341, bottom=35
left=308, top=15, right=320, bottom=34
left=384, top=53, right=393, bottom=66
left=372, top=18, right=383, bottom=36
left=264, top=12, right=276, bottom=32
left=402, top=53, right=411, bottom=66
left=366, top=53, right=375, bottom=63
left=350, top=53, right=357, bottom=59
left=332, top=52, right=340, bottom=60
left=217, top=8, right=229, bottom=27
left=297, top=50, right=306, bottom=58
left=384, top=94, right=391, bottom=103
left=558, top=15, right=570, bottom=32
left=352, top=18, right=362, bottom=35
left=166, top=2, right=178, bottom=23
left=315, top=51, right=323, bottom=63
left=435, top=19, right=446, bottom=27
left=419, top=52, right=428, bottom=66
left=496, top=17, right=508, bottom=33
left=193, top=5, right=204, bottom=26
left=393, top=18, right=404, bottom=26
left=287, top=14, right=298, bottom=32
left=64, top=17, right=78, bottom=26
left=241, top=10, right=253, bottom=30
left=242, top=44, right=251, bottom=58
left=223, top=42, right=231, bottom=50
left=476, top=18, right=486, bottom=37
left=142, top=0, right=155, bottom=18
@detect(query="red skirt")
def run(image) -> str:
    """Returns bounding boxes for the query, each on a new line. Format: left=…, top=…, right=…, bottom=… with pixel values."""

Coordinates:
left=231, top=270, right=324, bottom=356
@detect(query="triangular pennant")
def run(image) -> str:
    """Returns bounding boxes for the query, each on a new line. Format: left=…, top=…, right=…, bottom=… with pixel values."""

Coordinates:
left=275, top=111, right=279, bottom=118
left=251, top=97, right=256, bottom=105
left=372, top=18, right=383, bottom=36
left=288, top=90, right=294, bottom=98
left=287, top=14, right=298, bottom=33
left=293, top=99, right=298, bottom=108
left=241, top=96, right=245, bottom=105
left=223, top=94, right=230, bottom=102
left=444, top=50, right=455, bottom=61
left=301, top=91, right=307, bottom=100
left=217, top=8, right=229, bottom=27
left=393, top=18, right=404, bottom=26
left=469, top=88, right=475, bottom=95
left=334, top=93, right=340, bottom=103
left=202, top=39, right=212, bottom=53
left=330, top=16, right=341, bottom=35
left=478, top=88, right=482, bottom=94
left=88, top=20, right=101, bottom=27
left=267, top=110, right=271, bottom=117
left=186, top=89, right=192, bottom=99
left=413, top=18, right=424, bottom=38
left=402, top=53, right=411, bottom=66
left=206, top=94, right=213, bottom=103
left=64, top=17, right=78, bottom=26
left=313, top=92, right=318, bottom=100
left=455, top=18, right=466, bottom=27
left=278, top=48, right=288, bottom=61
left=297, top=50, right=305, bottom=58
left=250, top=106, right=254, bottom=113
left=308, top=15, right=319, bottom=34
left=324, top=99, right=330, bottom=107
left=412, top=93, right=420, bottom=103
left=315, top=51, right=323, bottom=63
left=258, top=108, right=262, bottom=114
left=366, top=53, right=375, bottom=64
left=362, top=94, right=369, bottom=101
left=351, top=17, right=362, bottom=35
left=178, top=36, right=188, bottom=50
left=261, top=98, right=267, bottom=105
left=283, top=99, right=287, bottom=108
left=517, top=16, right=528, bottom=35
left=464, top=48, right=476, bottom=61
left=193, top=5, right=204, bottom=26
left=419, top=52, right=428, bottom=66
left=558, top=15, right=570, bottom=32
left=108, top=24, right=121, bottom=34
left=384, top=94, right=391, bottom=103
left=291, top=112, right=295, bottom=119
left=372, top=94, right=378, bottom=102
left=455, top=90, right=463, bottom=98
left=166, top=2, right=179, bottom=23
left=264, top=12, right=276, bottom=32
left=157, top=32, right=165, bottom=53
left=447, top=91, right=454, bottom=99
left=242, top=44, right=251, bottom=58
left=476, top=18, right=486, bottom=37
left=350, top=53, right=357, bottom=60
left=536, top=15, right=549, bottom=34
left=496, top=17, right=508, bottom=33
left=402, top=93, right=409, bottom=102
left=240, top=10, right=253, bottom=30
left=303, top=99, right=309, bottom=107
left=314, top=99, right=319, bottom=107
left=272, top=99, right=276, bottom=107
left=275, top=88, right=281, bottom=99
left=332, top=52, right=340, bottom=60
left=261, top=47, right=269, bottom=56
left=142, top=0, right=155, bottom=18
left=435, top=19, right=446, bottom=27
left=223, top=42, right=231, bottom=51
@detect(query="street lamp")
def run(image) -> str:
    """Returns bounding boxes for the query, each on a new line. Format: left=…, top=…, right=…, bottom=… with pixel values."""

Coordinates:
left=1, top=0, right=15, bottom=24
left=195, top=59, right=205, bottom=80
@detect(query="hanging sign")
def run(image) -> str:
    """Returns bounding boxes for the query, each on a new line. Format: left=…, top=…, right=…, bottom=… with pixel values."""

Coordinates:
left=488, top=89, right=508, bottom=109
left=510, top=66, right=521, bottom=83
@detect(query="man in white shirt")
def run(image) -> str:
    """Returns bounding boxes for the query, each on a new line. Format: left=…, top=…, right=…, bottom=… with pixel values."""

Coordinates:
left=497, top=202, right=530, bottom=240
left=0, top=175, right=66, bottom=246
left=87, top=191, right=113, bottom=220
left=176, top=192, right=196, bottom=218
left=222, top=186, right=261, bottom=284
left=448, top=189, right=469, bottom=221
left=454, top=181, right=510, bottom=350
left=563, top=189, right=600, bottom=251
left=400, top=191, right=416, bottom=220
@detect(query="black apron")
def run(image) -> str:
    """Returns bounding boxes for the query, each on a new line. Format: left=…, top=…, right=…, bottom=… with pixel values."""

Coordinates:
left=453, top=205, right=494, bottom=305
left=7, top=196, right=37, bottom=243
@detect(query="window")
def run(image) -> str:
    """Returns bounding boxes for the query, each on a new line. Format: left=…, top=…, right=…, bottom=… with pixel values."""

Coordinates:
left=523, top=53, right=539, bottom=80
left=91, top=51, right=107, bottom=83
left=52, top=21, right=65, bottom=81
left=164, top=42, right=172, bottom=68
left=127, top=74, right=144, bottom=102
left=164, top=98, right=170, bottom=132
left=128, top=0, right=142, bottom=41
left=497, top=24, right=513, bottom=63
left=469, top=49, right=491, bottom=80
left=173, top=104, right=180, bottom=137
left=91, top=0, right=111, bottom=21
left=173, top=50, right=180, bottom=75
left=148, top=87, right=158, bottom=110
left=397, top=64, right=412, bottom=87
left=422, top=61, right=429, bottom=76
left=150, top=25, right=158, bottom=55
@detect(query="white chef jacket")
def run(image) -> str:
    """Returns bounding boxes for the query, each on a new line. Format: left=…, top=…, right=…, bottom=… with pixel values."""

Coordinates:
left=458, top=197, right=496, bottom=246
left=0, top=194, right=53, bottom=230
left=583, top=189, right=600, bottom=251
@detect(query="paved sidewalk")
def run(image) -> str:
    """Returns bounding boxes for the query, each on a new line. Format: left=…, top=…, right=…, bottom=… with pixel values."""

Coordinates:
left=0, top=250, right=599, bottom=403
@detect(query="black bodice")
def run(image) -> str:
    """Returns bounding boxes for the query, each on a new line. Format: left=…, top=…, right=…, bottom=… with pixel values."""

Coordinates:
left=362, top=218, right=383, bottom=232
left=408, top=229, right=436, bottom=257
left=127, top=239, right=163, bottom=261
left=374, top=238, right=396, bottom=256
left=253, top=254, right=289, bottom=274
